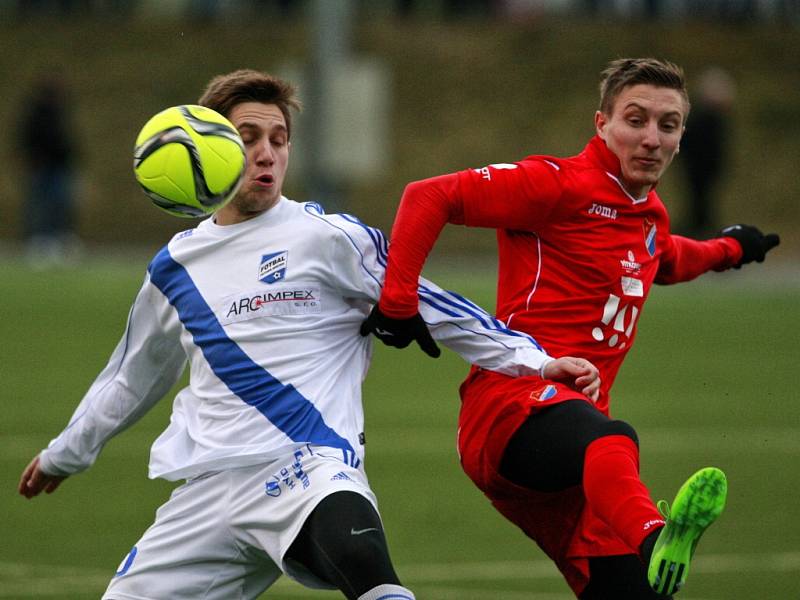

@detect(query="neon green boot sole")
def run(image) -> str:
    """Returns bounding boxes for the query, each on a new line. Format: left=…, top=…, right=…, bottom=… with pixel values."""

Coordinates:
left=648, top=467, right=727, bottom=595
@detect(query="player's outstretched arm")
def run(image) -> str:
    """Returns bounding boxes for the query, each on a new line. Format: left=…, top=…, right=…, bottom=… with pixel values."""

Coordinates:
left=363, top=275, right=595, bottom=382
left=18, top=455, right=67, bottom=499
left=656, top=223, right=779, bottom=285
left=325, top=211, right=549, bottom=370
left=542, top=357, right=601, bottom=402
left=33, top=273, right=187, bottom=480
left=716, top=224, right=780, bottom=268
left=359, top=304, right=440, bottom=358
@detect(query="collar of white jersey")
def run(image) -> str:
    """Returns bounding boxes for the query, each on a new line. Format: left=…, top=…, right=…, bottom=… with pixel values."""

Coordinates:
left=200, top=196, right=290, bottom=236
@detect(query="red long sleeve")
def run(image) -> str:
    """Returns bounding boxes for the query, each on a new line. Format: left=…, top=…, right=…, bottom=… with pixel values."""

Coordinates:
left=379, top=173, right=464, bottom=318
left=655, top=235, right=742, bottom=285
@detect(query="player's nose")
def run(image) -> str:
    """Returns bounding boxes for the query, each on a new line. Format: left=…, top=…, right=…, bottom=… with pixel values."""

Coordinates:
left=641, top=122, right=661, bottom=148
left=252, top=140, right=275, bottom=165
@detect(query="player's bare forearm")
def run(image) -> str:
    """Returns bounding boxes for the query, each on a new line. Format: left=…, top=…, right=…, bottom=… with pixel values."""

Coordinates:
left=18, top=455, right=66, bottom=499
left=542, top=357, right=601, bottom=402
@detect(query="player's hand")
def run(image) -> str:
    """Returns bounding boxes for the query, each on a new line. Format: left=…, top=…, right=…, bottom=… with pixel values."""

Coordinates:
left=18, top=455, right=66, bottom=499
left=717, top=224, right=780, bottom=268
left=542, top=357, right=601, bottom=402
left=359, top=305, right=441, bottom=358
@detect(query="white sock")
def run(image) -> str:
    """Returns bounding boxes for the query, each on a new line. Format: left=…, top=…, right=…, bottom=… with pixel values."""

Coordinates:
left=357, top=583, right=415, bottom=600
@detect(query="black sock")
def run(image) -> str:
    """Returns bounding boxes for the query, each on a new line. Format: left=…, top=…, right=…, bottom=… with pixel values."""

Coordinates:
left=639, top=528, right=662, bottom=563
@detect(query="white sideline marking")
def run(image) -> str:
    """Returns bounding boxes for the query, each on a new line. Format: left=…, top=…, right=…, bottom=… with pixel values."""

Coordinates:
left=0, top=553, right=797, bottom=597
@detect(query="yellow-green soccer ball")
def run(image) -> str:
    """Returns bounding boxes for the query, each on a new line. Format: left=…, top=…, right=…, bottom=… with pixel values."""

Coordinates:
left=133, top=105, right=245, bottom=217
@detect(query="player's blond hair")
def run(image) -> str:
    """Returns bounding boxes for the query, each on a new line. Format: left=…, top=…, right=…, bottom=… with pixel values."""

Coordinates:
left=199, top=69, right=302, bottom=138
left=599, top=58, right=690, bottom=121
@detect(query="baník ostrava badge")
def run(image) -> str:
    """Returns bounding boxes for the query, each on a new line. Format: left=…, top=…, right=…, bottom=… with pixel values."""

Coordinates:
left=643, top=218, right=657, bottom=257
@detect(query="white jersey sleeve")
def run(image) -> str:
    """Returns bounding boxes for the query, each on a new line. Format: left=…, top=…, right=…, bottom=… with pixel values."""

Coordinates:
left=38, top=274, right=187, bottom=477
left=314, top=210, right=553, bottom=377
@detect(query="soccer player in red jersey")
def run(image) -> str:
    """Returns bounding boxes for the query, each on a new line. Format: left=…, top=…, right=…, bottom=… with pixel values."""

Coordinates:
left=361, top=58, right=780, bottom=598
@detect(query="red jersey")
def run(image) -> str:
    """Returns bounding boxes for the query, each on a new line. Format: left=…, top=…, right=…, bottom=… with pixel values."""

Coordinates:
left=381, top=136, right=742, bottom=413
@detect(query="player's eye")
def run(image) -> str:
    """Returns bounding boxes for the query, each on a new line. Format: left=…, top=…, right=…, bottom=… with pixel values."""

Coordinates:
left=238, top=130, right=255, bottom=144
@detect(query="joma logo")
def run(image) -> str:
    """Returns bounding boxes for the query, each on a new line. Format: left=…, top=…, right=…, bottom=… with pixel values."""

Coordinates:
left=588, top=203, right=618, bottom=219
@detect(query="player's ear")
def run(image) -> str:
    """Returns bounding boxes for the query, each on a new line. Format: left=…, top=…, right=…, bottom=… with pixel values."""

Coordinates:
left=594, top=110, right=608, bottom=139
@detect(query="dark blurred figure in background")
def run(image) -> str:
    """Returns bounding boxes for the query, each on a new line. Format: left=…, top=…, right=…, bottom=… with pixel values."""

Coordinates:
left=17, top=73, right=82, bottom=267
left=679, top=67, right=736, bottom=237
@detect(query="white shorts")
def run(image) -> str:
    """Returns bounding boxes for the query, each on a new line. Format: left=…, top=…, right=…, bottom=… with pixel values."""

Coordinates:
left=103, top=445, right=378, bottom=600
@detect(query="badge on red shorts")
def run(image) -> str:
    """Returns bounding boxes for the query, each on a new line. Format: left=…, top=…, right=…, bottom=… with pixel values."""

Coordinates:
left=530, top=384, right=558, bottom=402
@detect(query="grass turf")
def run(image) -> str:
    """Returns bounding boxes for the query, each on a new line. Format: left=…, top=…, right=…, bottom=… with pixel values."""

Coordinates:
left=1, top=258, right=797, bottom=598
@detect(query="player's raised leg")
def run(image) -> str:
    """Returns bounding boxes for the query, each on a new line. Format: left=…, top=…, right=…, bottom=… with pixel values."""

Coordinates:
left=648, top=467, right=728, bottom=595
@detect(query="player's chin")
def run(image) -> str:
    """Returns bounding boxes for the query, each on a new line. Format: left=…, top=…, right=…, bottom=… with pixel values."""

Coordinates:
left=627, top=172, right=660, bottom=193
left=234, top=190, right=279, bottom=213
left=640, top=164, right=667, bottom=181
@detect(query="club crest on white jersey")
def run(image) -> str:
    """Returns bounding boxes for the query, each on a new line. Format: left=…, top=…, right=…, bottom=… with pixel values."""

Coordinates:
left=259, top=251, right=288, bottom=283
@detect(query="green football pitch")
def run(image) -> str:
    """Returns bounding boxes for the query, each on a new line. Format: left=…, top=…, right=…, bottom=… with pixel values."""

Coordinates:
left=1, top=258, right=797, bottom=599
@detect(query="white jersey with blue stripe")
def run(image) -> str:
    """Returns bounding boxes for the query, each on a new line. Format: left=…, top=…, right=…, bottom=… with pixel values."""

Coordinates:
left=39, top=198, right=552, bottom=481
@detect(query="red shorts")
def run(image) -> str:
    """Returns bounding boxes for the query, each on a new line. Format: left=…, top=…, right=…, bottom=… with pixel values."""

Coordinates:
left=456, top=368, right=637, bottom=596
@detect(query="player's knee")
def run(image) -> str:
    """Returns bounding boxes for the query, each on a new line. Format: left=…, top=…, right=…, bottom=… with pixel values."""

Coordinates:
left=327, top=534, right=400, bottom=595
left=340, top=533, right=392, bottom=571
left=598, top=418, right=639, bottom=446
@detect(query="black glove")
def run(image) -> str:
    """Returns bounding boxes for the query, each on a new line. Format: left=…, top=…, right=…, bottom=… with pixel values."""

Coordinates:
left=717, top=224, right=780, bottom=268
left=359, top=304, right=441, bottom=358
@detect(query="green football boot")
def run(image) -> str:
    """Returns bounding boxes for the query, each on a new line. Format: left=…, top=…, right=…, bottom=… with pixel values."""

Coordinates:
left=648, top=467, right=727, bottom=595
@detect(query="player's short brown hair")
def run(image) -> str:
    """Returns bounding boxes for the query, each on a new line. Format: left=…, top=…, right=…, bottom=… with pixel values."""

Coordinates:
left=198, top=69, right=301, bottom=138
left=599, top=58, right=689, bottom=120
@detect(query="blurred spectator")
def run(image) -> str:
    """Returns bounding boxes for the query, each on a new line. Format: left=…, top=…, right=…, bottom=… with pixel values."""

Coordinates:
left=17, top=73, right=82, bottom=267
left=679, top=67, right=736, bottom=237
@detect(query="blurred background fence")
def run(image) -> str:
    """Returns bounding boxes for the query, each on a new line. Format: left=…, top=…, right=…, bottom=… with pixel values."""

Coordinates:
left=0, top=0, right=798, bottom=263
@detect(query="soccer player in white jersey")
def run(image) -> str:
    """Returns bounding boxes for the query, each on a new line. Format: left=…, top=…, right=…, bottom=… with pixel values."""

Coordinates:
left=17, top=70, right=600, bottom=600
